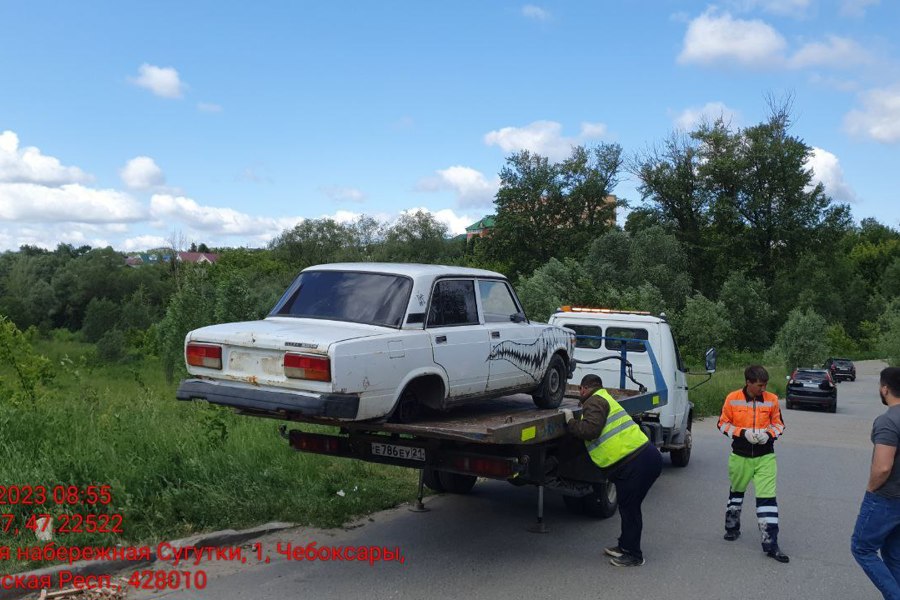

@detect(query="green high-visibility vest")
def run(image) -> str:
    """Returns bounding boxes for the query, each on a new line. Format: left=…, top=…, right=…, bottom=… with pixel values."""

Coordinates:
left=584, top=389, right=648, bottom=468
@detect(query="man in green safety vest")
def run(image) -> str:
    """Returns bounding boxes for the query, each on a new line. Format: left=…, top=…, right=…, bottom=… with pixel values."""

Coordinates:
left=559, top=374, right=663, bottom=566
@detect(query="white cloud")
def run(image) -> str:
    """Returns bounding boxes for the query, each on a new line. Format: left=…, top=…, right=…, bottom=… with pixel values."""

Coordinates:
left=808, top=73, right=860, bottom=93
left=121, top=235, right=169, bottom=252
left=149, top=194, right=300, bottom=236
left=806, top=147, right=858, bottom=203
left=844, top=86, right=900, bottom=143
left=0, top=182, right=145, bottom=223
left=120, top=156, right=165, bottom=189
left=483, top=120, right=609, bottom=161
left=678, top=10, right=786, bottom=68
left=673, top=102, right=741, bottom=131
left=197, top=102, right=223, bottom=113
left=129, top=64, right=186, bottom=99
left=0, top=131, right=91, bottom=186
left=321, top=186, right=366, bottom=203
left=789, top=35, right=873, bottom=69
left=416, top=166, right=499, bottom=208
left=522, top=5, right=551, bottom=21
left=840, top=0, right=879, bottom=17
left=397, top=207, right=478, bottom=235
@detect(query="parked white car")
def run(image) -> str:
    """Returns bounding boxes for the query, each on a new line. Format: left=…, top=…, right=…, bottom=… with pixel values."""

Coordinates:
left=177, top=263, right=576, bottom=422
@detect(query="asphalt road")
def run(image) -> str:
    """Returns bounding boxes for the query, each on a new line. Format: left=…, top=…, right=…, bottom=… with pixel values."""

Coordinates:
left=138, top=360, right=890, bottom=600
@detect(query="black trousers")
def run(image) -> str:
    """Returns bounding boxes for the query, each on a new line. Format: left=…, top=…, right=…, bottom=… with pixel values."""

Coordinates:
left=609, top=444, right=663, bottom=559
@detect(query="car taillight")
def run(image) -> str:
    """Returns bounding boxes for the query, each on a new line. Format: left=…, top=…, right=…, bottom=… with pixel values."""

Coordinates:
left=284, top=353, right=331, bottom=382
left=186, top=343, right=222, bottom=369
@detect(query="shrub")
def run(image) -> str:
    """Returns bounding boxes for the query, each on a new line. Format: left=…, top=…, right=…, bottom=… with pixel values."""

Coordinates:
left=772, top=308, right=829, bottom=370
left=673, top=293, right=732, bottom=360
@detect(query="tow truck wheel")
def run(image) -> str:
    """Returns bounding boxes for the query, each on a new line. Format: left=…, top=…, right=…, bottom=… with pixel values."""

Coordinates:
left=670, top=414, right=692, bottom=468
left=422, top=468, right=445, bottom=492
left=437, top=471, right=477, bottom=494
left=532, top=354, right=566, bottom=409
left=583, top=481, right=618, bottom=519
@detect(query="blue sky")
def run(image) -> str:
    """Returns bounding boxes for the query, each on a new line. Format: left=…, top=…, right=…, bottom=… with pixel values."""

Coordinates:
left=0, top=0, right=898, bottom=252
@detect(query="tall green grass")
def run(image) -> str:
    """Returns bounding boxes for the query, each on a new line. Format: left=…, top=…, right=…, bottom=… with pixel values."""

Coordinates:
left=0, top=344, right=418, bottom=573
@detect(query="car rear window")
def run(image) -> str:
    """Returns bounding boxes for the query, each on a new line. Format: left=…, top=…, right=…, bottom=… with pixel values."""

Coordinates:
left=271, top=270, right=412, bottom=328
left=795, top=370, right=828, bottom=381
left=835, top=360, right=853, bottom=367
left=605, top=327, right=649, bottom=353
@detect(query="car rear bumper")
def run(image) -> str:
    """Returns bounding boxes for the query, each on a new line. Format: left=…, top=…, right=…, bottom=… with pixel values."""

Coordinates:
left=176, top=378, right=361, bottom=419
left=787, top=392, right=835, bottom=406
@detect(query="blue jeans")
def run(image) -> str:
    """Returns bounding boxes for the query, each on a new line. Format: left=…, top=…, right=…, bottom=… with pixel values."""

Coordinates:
left=851, top=491, right=900, bottom=600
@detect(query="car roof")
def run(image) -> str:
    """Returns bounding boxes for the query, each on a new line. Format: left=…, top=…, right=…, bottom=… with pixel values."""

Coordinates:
left=302, top=262, right=506, bottom=279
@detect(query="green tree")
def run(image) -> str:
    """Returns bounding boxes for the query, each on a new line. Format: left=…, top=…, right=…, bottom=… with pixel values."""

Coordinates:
left=771, top=308, right=829, bottom=371
left=672, top=293, right=732, bottom=360
left=516, top=258, right=595, bottom=322
left=0, top=316, right=52, bottom=403
left=877, top=300, right=900, bottom=365
left=81, top=298, right=121, bottom=343
left=491, top=144, right=622, bottom=278
left=376, top=211, right=451, bottom=263
left=719, top=271, right=773, bottom=351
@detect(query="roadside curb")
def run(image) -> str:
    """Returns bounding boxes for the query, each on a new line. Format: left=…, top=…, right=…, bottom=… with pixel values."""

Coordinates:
left=0, top=522, right=296, bottom=600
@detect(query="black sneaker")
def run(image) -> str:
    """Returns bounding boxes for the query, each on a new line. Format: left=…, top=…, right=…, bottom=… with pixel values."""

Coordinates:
left=766, top=549, right=790, bottom=563
left=610, top=554, right=645, bottom=567
left=603, top=546, right=626, bottom=559
left=724, top=531, right=740, bottom=541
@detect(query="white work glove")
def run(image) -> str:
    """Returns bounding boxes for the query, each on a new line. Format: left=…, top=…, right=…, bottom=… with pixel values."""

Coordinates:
left=559, top=408, right=575, bottom=423
left=743, top=430, right=756, bottom=444
left=754, top=430, right=770, bottom=444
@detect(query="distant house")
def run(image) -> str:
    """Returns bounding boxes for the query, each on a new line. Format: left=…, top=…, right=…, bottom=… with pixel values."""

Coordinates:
left=176, top=251, right=220, bottom=264
left=465, top=215, right=496, bottom=240
left=124, top=251, right=173, bottom=267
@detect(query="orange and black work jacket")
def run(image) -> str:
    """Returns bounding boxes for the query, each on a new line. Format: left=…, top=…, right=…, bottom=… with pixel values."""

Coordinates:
left=717, top=388, right=785, bottom=458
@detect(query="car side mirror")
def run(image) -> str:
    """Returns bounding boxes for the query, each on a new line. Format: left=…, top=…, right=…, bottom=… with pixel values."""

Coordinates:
left=510, top=312, right=526, bottom=323
left=705, top=347, right=717, bottom=373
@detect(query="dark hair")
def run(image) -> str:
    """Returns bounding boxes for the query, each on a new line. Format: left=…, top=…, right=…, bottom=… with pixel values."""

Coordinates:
left=580, top=374, right=603, bottom=389
left=744, top=365, right=769, bottom=383
left=881, top=367, right=900, bottom=397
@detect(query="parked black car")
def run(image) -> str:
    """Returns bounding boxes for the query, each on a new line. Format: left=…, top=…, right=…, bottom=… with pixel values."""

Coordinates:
left=824, top=357, right=856, bottom=382
left=786, top=369, right=837, bottom=413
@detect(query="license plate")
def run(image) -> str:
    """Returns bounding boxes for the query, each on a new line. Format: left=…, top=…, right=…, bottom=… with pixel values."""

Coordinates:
left=371, top=442, right=426, bottom=462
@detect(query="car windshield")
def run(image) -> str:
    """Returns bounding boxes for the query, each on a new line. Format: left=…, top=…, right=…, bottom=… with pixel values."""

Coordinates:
left=270, top=270, right=412, bottom=328
left=795, top=370, right=828, bottom=381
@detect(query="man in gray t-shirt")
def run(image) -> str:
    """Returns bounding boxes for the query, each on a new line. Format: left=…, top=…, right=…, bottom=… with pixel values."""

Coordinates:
left=872, top=404, right=900, bottom=498
left=851, top=366, right=900, bottom=599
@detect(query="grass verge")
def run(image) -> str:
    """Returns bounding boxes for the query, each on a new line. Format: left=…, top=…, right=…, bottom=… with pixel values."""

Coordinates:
left=0, top=344, right=418, bottom=574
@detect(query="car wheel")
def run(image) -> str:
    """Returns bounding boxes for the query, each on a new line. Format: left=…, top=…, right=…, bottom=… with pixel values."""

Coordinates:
left=437, top=471, right=477, bottom=494
left=786, top=399, right=794, bottom=410
left=582, top=481, right=618, bottom=519
left=532, top=354, right=566, bottom=409
left=828, top=400, right=837, bottom=414
left=390, top=389, right=422, bottom=423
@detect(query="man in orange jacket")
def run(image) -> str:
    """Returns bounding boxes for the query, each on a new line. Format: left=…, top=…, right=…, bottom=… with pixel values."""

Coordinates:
left=717, top=365, right=789, bottom=563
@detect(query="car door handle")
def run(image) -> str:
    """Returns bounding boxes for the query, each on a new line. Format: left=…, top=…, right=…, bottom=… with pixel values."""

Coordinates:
left=491, top=331, right=500, bottom=338
left=435, top=335, right=447, bottom=344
